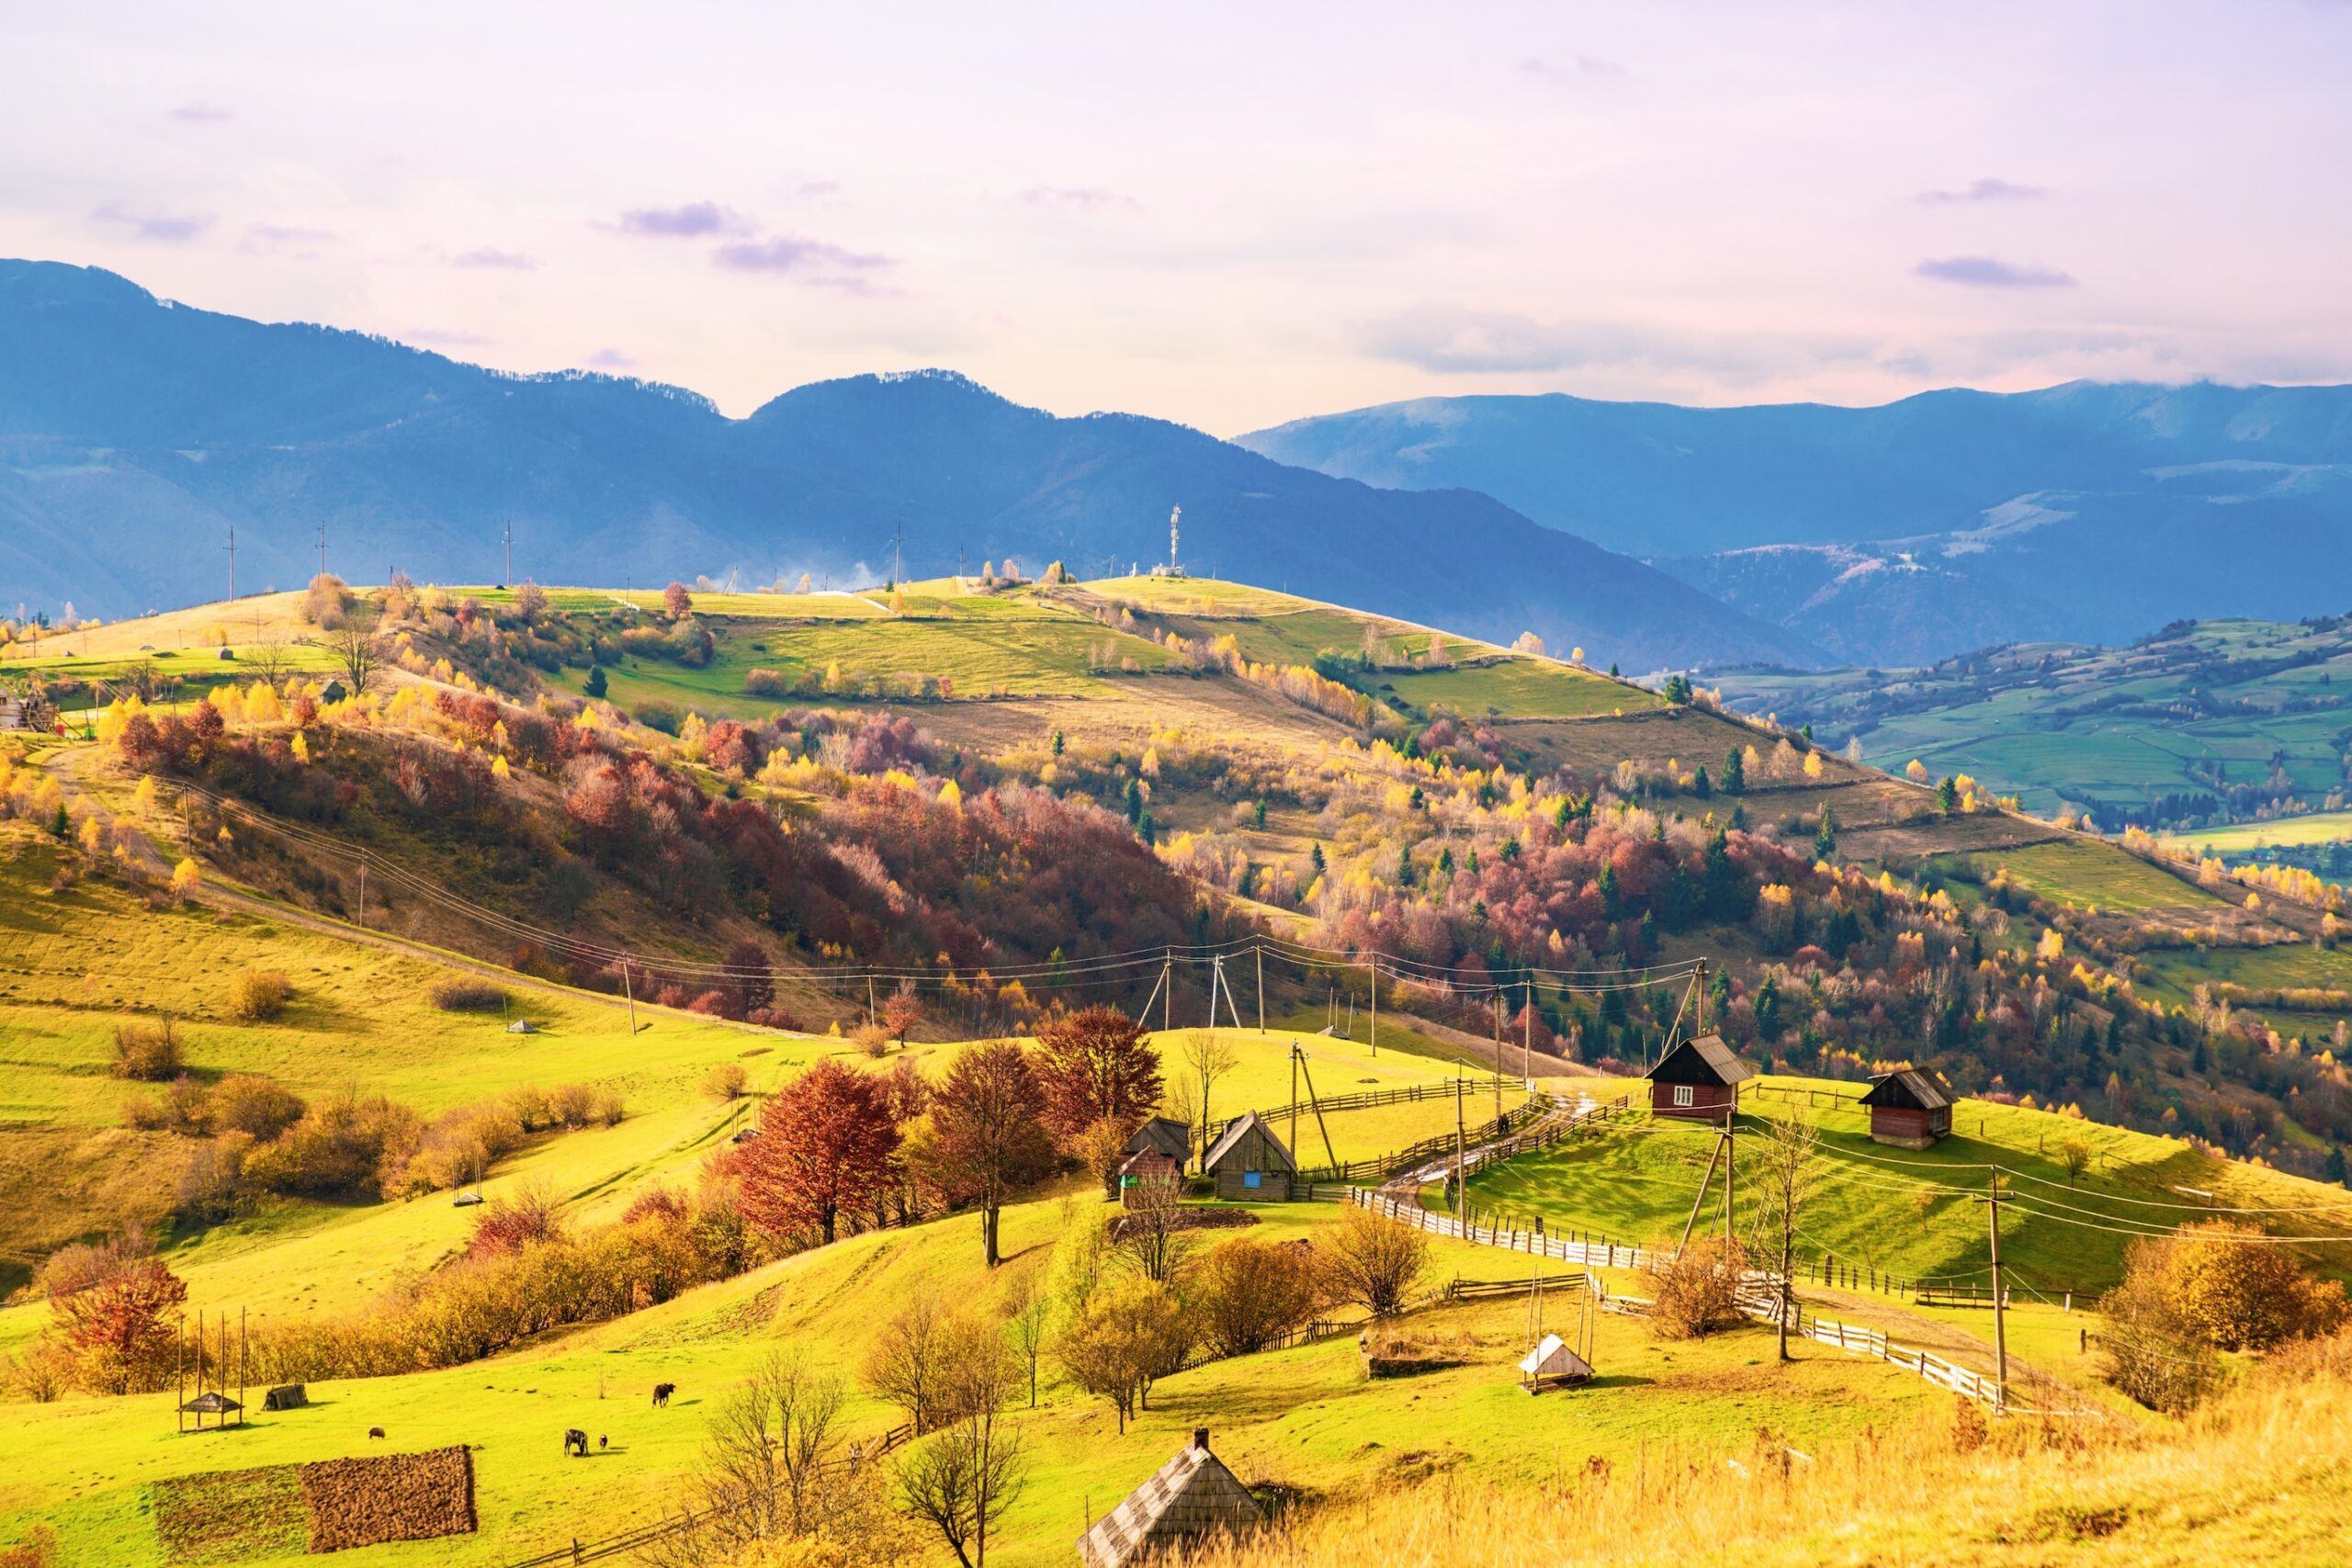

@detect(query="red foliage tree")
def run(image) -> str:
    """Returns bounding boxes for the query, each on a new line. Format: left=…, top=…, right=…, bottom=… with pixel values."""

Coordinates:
left=663, top=581, right=694, bottom=620
left=50, top=1255, right=187, bottom=1394
left=922, top=1043, right=1057, bottom=1266
left=1032, top=1005, right=1163, bottom=1138
left=721, top=938, right=774, bottom=1021
left=735, top=1058, right=900, bottom=1245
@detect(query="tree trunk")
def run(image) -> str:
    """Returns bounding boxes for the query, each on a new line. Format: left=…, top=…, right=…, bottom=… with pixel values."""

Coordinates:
left=1778, top=1227, right=1793, bottom=1361
left=982, top=1202, right=1001, bottom=1268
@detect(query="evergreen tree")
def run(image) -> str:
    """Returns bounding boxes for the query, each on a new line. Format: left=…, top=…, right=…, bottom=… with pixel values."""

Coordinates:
left=1938, top=776, right=1961, bottom=814
left=1123, top=777, right=1144, bottom=823
left=1252, top=798, right=1269, bottom=829
left=582, top=663, right=607, bottom=699
left=1309, top=841, right=1326, bottom=874
left=1396, top=846, right=1414, bottom=886
left=1692, top=764, right=1712, bottom=798
left=1597, top=858, right=1621, bottom=919
left=1722, top=747, right=1746, bottom=795
left=1815, top=806, right=1837, bottom=859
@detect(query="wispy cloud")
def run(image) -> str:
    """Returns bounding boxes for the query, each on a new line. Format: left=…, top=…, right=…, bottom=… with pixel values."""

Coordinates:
left=1917, top=177, right=2049, bottom=205
left=611, top=201, right=752, bottom=238
left=1519, top=53, right=1626, bottom=83
left=711, top=233, right=894, bottom=291
left=586, top=348, right=637, bottom=369
left=1362, top=307, right=1871, bottom=380
left=1914, top=255, right=2075, bottom=288
left=168, top=102, right=232, bottom=123
left=1018, top=186, right=1140, bottom=213
left=451, top=247, right=536, bottom=270
left=89, top=200, right=214, bottom=243
left=243, top=222, right=335, bottom=254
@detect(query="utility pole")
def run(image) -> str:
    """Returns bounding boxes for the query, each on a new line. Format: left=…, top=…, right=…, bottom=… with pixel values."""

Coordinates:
left=1255, top=942, right=1265, bottom=1033
left=1289, top=1046, right=1299, bottom=1169
left=225, top=525, right=235, bottom=605
left=1492, top=990, right=1502, bottom=1123
left=1724, top=1111, right=1736, bottom=1245
left=1453, top=1076, right=1466, bottom=1223
left=1522, top=977, right=1533, bottom=1091
left=1980, top=1177, right=2009, bottom=1403
left=1695, top=955, right=1710, bottom=1035
left=1368, top=956, right=1378, bottom=1056
left=894, top=523, right=903, bottom=588
left=621, top=961, right=638, bottom=1036
left=503, top=524, right=513, bottom=588
left=355, top=856, right=366, bottom=930
left=317, top=520, right=327, bottom=581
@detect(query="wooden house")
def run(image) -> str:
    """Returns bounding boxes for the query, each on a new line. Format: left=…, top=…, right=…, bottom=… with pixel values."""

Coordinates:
left=1117, top=1147, right=1184, bottom=1207
left=1125, top=1115, right=1193, bottom=1166
left=1203, top=1111, right=1295, bottom=1201
left=1078, top=1427, right=1262, bottom=1568
left=1645, top=1034, right=1752, bottom=1122
left=1860, top=1067, right=1955, bottom=1149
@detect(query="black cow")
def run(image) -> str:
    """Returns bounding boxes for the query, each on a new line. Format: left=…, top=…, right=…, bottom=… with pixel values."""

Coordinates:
left=367, top=1426, right=386, bottom=1440
left=564, top=1428, right=590, bottom=1458
left=652, top=1382, right=676, bottom=1407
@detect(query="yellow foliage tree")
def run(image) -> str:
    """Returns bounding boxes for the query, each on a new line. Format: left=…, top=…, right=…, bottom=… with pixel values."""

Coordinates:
left=1905, top=759, right=1930, bottom=784
left=170, top=858, right=202, bottom=899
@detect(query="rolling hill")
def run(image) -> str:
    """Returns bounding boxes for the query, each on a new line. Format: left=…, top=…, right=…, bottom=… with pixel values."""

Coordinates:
left=0, top=259, right=1817, bottom=673
left=1239, top=382, right=2352, bottom=664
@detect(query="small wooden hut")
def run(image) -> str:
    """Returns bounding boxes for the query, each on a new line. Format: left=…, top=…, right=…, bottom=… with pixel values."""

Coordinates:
left=1517, top=1333, right=1594, bottom=1393
left=1125, top=1115, right=1193, bottom=1165
left=1203, top=1111, right=1295, bottom=1201
left=1077, top=1427, right=1262, bottom=1568
left=1860, top=1067, right=1955, bottom=1149
left=1645, top=1034, right=1752, bottom=1122
left=1118, top=1147, right=1185, bottom=1207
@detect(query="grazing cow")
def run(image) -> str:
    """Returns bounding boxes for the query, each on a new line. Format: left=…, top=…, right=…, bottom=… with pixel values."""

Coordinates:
left=651, top=1382, right=675, bottom=1407
left=564, top=1428, right=590, bottom=1458
left=368, top=1427, right=386, bottom=1440
left=598, top=1435, right=608, bottom=1451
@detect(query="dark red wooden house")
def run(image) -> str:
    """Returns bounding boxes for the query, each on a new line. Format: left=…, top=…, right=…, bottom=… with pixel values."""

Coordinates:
left=1645, top=1034, right=1751, bottom=1122
left=1859, top=1067, right=1955, bottom=1149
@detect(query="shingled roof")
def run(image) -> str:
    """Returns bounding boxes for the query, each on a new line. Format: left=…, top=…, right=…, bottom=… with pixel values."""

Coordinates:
left=1202, top=1111, right=1295, bottom=1174
left=1125, top=1115, right=1192, bottom=1163
left=1860, top=1067, right=1954, bottom=1111
left=1645, top=1033, right=1754, bottom=1087
left=1078, top=1427, right=1262, bottom=1568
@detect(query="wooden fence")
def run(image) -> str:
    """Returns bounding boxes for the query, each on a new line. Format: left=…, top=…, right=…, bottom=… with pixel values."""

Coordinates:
left=1202, top=1079, right=1466, bottom=1147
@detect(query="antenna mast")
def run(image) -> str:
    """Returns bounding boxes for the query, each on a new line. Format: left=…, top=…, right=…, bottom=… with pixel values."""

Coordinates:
left=1169, top=505, right=1181, bottom=572
left=317, top=521, right=327, bottom=581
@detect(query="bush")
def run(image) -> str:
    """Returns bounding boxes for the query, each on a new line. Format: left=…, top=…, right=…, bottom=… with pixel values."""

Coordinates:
left=112, top=1020, right=182, bottom=1081
left=1317, top=1205, right=1429, bottom=1317
left=632, top=701, right=682, bottom=735
left=1195, top=1235, right=1320, bottom=1356
left=705, top=1062, right=749, bottom=1100
left=549, top=1082, right=596, bottom=1129
left=2110, top=1221, right=2349, bottom=1358
left=207, top=1074, right=307, bottom=1140
left=853, top=1022, right=891, bottom=1058
left=1643, top=1236, right=1748, bottom=1339
left=239, top=1092, right=424, bottom=1199
left=226, top=969, right=291, bottom=1022
left=429, top=976, right=510, bottom=1012
left=466, top=1181, right=568, bottom=1258
left=2098, top=1268, right=2220, bottom=1414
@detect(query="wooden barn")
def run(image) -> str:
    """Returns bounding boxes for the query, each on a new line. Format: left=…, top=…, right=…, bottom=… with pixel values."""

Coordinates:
left=1118, top=1147, right=1185, bottom=1207
left=1860, top=1067, right=1956, bottom=1149
left=1078, top=1427, right=1262, bottom=1568
left=1645, top=1034, right=1752, bottom=1122
left=1203, top=1111, right=1295, bottom=1201
left=1125, top=1115, right=1193, bottom=1166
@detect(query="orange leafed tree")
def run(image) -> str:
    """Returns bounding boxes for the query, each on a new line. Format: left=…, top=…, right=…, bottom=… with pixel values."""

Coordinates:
left=1031, top=1005, right=1163, bottom=1137
left=735, top=1058, right=900, bottom=1246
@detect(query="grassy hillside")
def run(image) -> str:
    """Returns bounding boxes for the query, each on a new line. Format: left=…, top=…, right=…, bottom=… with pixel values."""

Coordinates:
left=1712, top=615, right=2352, bottom=830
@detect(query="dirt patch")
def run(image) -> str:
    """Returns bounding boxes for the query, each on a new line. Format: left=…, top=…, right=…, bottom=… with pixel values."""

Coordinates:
left=1107, top=1207, right=1259, bottom=1241
left=296, top=1446, right=476, bottom=1553
left=153, top=1464, right=308, bottom=1565
left=1654, top=1362, right=1784, bottom=1396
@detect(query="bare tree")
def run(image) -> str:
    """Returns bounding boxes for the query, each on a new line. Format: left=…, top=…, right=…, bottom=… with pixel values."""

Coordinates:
left=1317, top=1204, right=1428, bottom=1317
left=1747, top=1112, right=1822, bottom=1360
left=646, top=1350, right=862, bottom=1565
left=1181, top=1032, right=1238, bottom=1171
left=1001, top=1267, right=1053, bottom=1409
left=323, top=626, right=386, bottom=696
left=248, top=637, right=291, bottom=687
left=863, top=1295, right=954, bottom=1434
left=1114, top=1175, right=1193, bottom=1285
left=897, top=1328, right=1026, bottom=1568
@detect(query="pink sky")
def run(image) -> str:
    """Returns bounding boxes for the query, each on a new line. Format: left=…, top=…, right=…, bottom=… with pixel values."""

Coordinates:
left=4, top=1, right=2347, bottom=433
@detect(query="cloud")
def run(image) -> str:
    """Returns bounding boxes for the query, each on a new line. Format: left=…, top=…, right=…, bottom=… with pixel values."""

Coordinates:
left=1518, top=53, right=1625, bottom=83
left=1018, top=186, right=1140, bottom=213
left=586, top=349, right=637, bottom=368
left=168, top=102, right=232, bottom=123
left=1917, top=177, right=2049, bottom=204
left=89, top=200, right=214, bottom=243
left=711, top=232, right=894, bottom=290
left=1362, top=307, right=1872, bottom=380
left=611, top=201, right=752, bottom=238
left=451, top=247, right=536, bottom=269
left=1914, top=255, right=2076, bottom=288
left=242, top=222, right=335, bottom=254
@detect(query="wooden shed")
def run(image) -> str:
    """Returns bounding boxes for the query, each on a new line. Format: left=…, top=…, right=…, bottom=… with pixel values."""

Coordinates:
left=1118, top=1147, right=1185, bottom=1207
left=1203, top=1111, right=1295, bottom=1201
left=1860, top=1067, right=1955, bottom=1149
left=1125, top=1115, right=1193, bottom=1165
left=1078, top=1427, right=1262, bottom=1568
left=1645, top=1034, right=1752, bottom=1122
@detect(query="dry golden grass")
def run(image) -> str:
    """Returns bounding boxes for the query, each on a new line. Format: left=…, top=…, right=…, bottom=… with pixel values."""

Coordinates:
left=1182, top=1334, right=2352, bottom=1568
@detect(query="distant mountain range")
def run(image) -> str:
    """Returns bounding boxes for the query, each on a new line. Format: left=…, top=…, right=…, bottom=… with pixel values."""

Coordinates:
left=1241, top=382, right=2352, bottom=665
left=0, top=260, right=1815, bottom=672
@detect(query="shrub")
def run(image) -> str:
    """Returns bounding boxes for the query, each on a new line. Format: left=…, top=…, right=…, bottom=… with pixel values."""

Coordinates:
left=466, top=1181, right=568, bottom=1258
left=633, top=701, right=682, bottom=735
left=226, top=968, right=291, bottom=1022
left=2117, top=1221, right=2348, bottom=1353
left=429, top=976, right=510, bottom=1012
left=1643, top=1236, right=1748, bottom=1339
left=705, top=1062, right=749, bottom=1100
left=853, top=1022, right=891, bottom=1058
left=207, top=1074, right=307, bottom=1140
left=2098, top=1266, right=2219, bottom=1414
left=121, top=1092, right=173, bottom=1132
left=1194, top=1235, right=1320, bottom=1356
left=549, top=1082, right=596, bottom=1129
left=239, top=1092, right=424, bottom=1199
left=112, top=1020, right=182, bottom=1081
left=1317, top=1205, right=1429, bottom=1317
left=592, top=1088, right=626, bottom=1126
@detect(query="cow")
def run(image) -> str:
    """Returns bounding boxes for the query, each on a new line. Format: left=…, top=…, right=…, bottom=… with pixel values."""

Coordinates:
left=564, top=1428, right=590, bottom=1458
left=368, top=1427, right=386, bottom=1440
left=652, top=1382, right=676, bottom=1407
left=598, top=1435, right=609, bottom=1451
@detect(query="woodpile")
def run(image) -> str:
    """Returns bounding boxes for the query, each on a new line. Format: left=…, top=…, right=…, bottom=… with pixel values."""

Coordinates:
left=297, top=1445, right=476, bottom=1552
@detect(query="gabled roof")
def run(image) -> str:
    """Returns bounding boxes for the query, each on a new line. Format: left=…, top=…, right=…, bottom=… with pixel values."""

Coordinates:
left=1202, top=1111, right=1295, bottom=1174
left=1860, top=1067, right=1954, bottom=1111
left=1125, top=1115, right=1191, bottom=1161
left=1645, top=1033, right=1753, bottom=1088
left=1078, top=1429, right=1262, bottom=1568
left=1518, top=1333, right=1594, bottom=1380
left=180, top=1391, right=242, bottom=1414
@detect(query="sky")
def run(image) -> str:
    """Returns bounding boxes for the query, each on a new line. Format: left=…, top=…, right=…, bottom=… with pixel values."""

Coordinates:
left=3, top=1, right=2348, bottom=434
